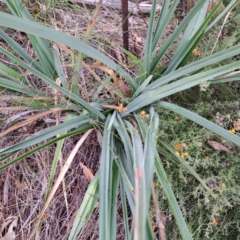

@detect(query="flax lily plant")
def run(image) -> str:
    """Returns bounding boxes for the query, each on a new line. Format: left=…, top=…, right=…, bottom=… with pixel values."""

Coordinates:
left=0, top=0, right=240, bottom=239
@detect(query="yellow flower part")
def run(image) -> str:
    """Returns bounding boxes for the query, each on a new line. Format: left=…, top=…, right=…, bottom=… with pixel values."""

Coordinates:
left=219, top=183, right=226, bottom=190
left=205, top=156, right=212, bottom=162
left=0, top=88, right=7, bottom=94
left=192, top=49, right=201, bottom=56
left=140, top=111, right=146, bottom=119
left=95, top=60, right=102, bottom=65
left=116, top=104, right=123, bottom=112
left=151, top=221, right=156, bottom=231
left=228, top=129, right=235, bottom=133
left=174, top=143, right=181, bottom=151
left=174, top=116, right=179, bottom=121
left=116, top=104, right=127, bottom=113
left=212, top=218, right=219, bottom=226
left=102, top=103, right=127, bottom=112
left=181, top=152, right=188, bottom=158
left=201, top=149, right=206, bottom=154
left=175, top=151, right=180, bottom=156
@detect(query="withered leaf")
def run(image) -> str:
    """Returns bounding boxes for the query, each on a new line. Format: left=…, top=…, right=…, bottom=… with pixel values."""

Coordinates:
left=1, top=216, right=18, bottom=240
left=233, top=119, right=240, bottom=131
left=79, top=162, right=94, bottom=182
left=207, top=141, right=233, bottom=154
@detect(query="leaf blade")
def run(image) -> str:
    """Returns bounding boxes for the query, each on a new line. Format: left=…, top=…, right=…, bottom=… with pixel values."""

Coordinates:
left=156, top=101, right=240, bottom=147
left=0, top=12, right=137, bottom=89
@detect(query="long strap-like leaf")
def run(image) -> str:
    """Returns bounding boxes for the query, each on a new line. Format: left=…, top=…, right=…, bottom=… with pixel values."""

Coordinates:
left=156, top=101, right=240, bottom=147
left=0, top=12, right=137, bottom=90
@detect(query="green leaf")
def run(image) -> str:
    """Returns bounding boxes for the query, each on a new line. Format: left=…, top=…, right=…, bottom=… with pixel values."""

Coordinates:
left=0, top=115, right=91, bottom=154
left=71, top=0, right=102, bottom=95
left=0, top=29, right=44, bottom=73
left=205, top=0, right=237, bottom=34
left=156, top=101, right=240, bottom=147
left=145, top=43, right=240, bottom=90
left=122, top=60, right=240, bottom=115
left=134, top=108, right=159, bottom=204
left=150, top=0, right=207, bottom=73
left=126, top=121, right=147, bottom=240
left=0, top=12, right=137, bottom=89
left=151, top=0, right=179, bottom=52
left=5, top=0, right=56, bottom=77
left=143, top=0, right=157, bottom=77
left=108, top=110, right=117, bottom=130
left=45, top=114, right=73, bottom=200
left=0, top=124, right=93, bottom=170
left=120, top=177, right=130, bottom=240
left=0, top=76, right=44, bottom=97
left=114, top=114, right=135, bottom=186
left=133, top=75, right=153, bottom=97
left=117, top=44, right=144, bottom=85
left=115, top=142, right=135, bottom=212
left=211, top=74, right=240, bottom=83
left=0, top=47, right=105, bottom=120
left=0, top=61, right=21, bottom=81
left=146, top=218, right=155, bottom=240
left=68, top=172, right=99, bottom=240
left=114, top=143, right=135, bottom=202
left=143, top=108, right=159, bottom=203
left=53, top=45, right=70, bottom=89
left=177, top=1, right=222, bottom=69
left=110, top=160, right=119, bottom=240
left=155, top=153, right=193, bottom=240
left=165, top=1, right=222, bottom=74
left=99, top=114, right=115, bottom=240
left=173, top=0, right=209, bottom=55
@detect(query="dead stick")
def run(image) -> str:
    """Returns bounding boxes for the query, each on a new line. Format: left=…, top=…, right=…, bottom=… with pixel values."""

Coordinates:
left=122, top=0, right=129, bottom=55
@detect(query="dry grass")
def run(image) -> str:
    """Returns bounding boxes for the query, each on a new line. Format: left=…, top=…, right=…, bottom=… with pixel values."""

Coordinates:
left=1, top=131, right=102, bottom=239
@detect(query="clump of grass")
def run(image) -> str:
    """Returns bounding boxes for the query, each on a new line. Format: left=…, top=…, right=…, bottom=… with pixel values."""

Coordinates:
left=1, top=1, right=240, bottom=240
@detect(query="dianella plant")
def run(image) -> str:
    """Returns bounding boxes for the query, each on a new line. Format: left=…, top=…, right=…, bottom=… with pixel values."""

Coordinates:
left=0, top=0, right=240, bottom=239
